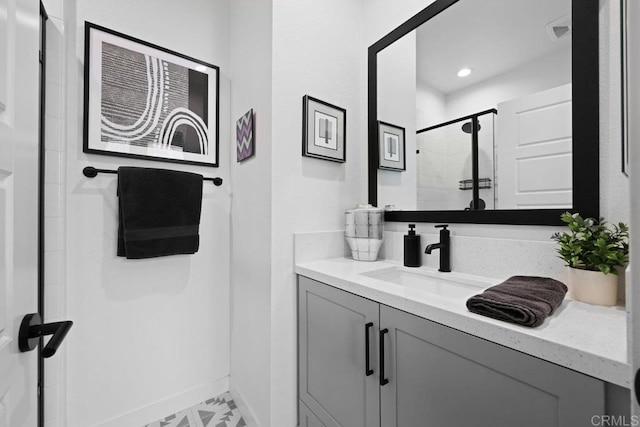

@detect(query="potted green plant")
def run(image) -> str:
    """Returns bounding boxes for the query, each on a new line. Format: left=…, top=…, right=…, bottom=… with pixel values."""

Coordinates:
left=551, top=212, right=629, bottom=306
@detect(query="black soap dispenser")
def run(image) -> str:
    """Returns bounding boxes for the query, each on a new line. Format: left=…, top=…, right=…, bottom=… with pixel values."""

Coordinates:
left=404, top=224, right=421, bottom=267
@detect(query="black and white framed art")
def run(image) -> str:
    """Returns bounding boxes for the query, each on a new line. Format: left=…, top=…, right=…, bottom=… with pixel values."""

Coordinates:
left=83, top=22, right=220, bottom=167
left=378, top=121, right=405, bottom=171
left=302, top=95, right=346, bottom=163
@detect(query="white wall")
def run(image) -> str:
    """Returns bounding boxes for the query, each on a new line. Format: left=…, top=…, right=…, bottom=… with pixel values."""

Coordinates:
left=63, top=1, right=232, bottom=425
left=228, top=1, right=273, bottom=426
left=269, top=0, right=367, bottom=425
left=599, top=0, right=629, bottom=226
left=364, top=0, right=436, bottom=44
left=416, top=83, right=446, bottom=129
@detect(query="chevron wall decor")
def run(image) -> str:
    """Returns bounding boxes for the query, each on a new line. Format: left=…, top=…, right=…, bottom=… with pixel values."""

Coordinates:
left=236, top=109, right=254, bottom=162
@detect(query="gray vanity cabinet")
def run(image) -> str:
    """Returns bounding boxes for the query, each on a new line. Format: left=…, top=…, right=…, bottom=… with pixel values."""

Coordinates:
left=298, top=276, right=605, bottom=427
left=298, top=276, right=380, bottom=427
left=379, top=305, right=605, bottom=427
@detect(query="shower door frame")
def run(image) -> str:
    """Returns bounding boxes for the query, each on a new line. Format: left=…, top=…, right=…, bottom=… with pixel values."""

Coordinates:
left=416, top=108, right=497, bottom=211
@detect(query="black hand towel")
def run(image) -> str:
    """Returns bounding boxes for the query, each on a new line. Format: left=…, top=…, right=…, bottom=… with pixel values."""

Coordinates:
left=466, top=276, right=567, bottom=328
left=117, top=167, right=203, bottom=259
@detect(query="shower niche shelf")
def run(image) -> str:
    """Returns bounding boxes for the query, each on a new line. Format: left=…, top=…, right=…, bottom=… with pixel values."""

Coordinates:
left=458, top=178, right=492, bottom=191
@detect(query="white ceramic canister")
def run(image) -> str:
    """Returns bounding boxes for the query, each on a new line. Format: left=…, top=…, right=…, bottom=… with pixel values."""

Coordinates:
left=345, top=204, right=384, bottom=261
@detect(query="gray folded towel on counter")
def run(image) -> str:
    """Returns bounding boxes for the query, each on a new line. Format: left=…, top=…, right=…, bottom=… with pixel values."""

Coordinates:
left=466, top=276, right=567, bottom=327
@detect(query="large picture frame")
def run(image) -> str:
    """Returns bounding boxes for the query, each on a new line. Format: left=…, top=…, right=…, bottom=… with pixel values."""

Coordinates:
left=83, top=22, right=220, bottom=167
left=302, top=95, right=346, bottom=163
left=377, top=121, right=406, bottom=171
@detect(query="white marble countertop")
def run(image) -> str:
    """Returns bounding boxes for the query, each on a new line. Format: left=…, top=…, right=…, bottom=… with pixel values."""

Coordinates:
left=295, top=257, right=630, bottom=388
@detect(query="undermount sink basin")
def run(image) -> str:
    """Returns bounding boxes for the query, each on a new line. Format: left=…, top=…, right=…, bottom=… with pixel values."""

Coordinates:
left=361, top=266, right=491, bottom=298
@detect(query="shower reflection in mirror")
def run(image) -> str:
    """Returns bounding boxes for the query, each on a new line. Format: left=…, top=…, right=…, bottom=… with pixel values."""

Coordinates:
left=416, top=110, right=496, bottom=211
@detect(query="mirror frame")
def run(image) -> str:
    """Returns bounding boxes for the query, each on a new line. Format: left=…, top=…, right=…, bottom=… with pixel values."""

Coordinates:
left=368, top=0, right=599, bottom=226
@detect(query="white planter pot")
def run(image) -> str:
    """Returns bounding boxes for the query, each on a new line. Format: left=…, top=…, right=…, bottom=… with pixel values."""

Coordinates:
left=568, top=267, right=619, bottom=306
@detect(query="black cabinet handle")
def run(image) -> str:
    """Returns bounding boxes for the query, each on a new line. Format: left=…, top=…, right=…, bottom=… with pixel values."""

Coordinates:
left=365, top=322, right=374, bottom=376
left=19, top=313, right=73, bottom=358
left=635, top=368, right=640, bottom=405
left=380, top=328, right=389, bottom=386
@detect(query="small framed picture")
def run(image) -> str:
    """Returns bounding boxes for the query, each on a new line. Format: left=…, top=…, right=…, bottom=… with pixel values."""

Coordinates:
left=236, top=109, right=255, bottom=162
left=83, top=22, right=220, bottom=167
left=302, top=95, right=346, bottom=163
left=378, top=121, right=405, bottom=171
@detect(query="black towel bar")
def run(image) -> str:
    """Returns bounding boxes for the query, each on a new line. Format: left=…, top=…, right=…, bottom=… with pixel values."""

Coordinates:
left=82, top=166, right=223, bottom=186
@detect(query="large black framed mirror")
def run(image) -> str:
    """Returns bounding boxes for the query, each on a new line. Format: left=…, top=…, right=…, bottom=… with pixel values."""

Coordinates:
left=368, top=0, right=599, bottom=226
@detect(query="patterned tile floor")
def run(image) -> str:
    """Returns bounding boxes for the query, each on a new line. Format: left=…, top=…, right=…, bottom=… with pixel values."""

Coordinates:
left=144, top=392, right=246, bottom=427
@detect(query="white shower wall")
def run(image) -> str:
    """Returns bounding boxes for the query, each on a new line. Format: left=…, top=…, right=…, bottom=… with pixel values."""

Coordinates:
left=41, top=1, right=67, bottom=426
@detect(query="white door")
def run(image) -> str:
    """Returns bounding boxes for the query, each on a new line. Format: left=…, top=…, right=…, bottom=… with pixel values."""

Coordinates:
left=627, top=0, right=640, bottom=416
left=496, top=84, right=573, bottom=209
left=0, top=0, right=42, bottom=425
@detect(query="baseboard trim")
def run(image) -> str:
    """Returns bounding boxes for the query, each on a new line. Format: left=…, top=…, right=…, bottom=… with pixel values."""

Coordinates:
left=229, top=382, right=260, bottom=427
left=96, top=376, right=229, bottom=427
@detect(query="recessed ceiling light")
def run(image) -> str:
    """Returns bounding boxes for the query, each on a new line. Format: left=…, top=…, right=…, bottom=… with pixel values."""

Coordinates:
left=195, top=65, right=208, bottom=72
left=457, top=68, right=472, bottom=77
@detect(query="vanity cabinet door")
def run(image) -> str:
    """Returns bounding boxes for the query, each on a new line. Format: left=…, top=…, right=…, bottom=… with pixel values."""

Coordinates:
left=298, top=276, right=380, bottom=427
left=299, top=400, right=327, bottom=427
left=379, top=305, right=605, bottom=427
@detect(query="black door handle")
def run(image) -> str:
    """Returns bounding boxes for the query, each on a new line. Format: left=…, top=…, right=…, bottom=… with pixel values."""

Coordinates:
left=365, top=322, right=374, bottom=376
left=380, top=328, right=389, bottom=386
left=19, top=313, right=73, bottom=358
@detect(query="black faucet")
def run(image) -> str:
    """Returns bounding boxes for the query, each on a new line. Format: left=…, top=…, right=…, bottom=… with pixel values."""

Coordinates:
left=425, top=224, right=451, bottom=272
